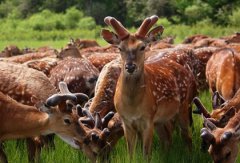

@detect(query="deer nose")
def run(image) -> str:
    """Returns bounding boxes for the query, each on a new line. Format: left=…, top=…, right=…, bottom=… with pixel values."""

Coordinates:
left=125, top=63, right=136, bottom=73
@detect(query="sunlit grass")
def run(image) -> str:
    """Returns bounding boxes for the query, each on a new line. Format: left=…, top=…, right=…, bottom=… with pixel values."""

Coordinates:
left=5, top=91, right=239, bottom=163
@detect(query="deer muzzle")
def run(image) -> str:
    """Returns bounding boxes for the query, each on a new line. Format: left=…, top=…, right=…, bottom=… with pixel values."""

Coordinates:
left=125, top=63, right=136, bottom=74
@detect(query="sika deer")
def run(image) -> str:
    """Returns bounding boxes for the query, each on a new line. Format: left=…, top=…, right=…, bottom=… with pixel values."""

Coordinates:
left=49, top=57, right=99, bottom=97
left=206, top=48, right=240, bottom=100
left=200, top=111, right=240, bottom=163
left=101, top=16, right=197, bottom=158
left=0, top=82, right=89, bottom=163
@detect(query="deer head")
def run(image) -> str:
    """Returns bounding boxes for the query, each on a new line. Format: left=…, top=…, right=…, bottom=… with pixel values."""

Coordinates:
left=201, top=112, right=240, bottom=163
left=193, top=93, right=236, bottom=127
left=101, top=15, right=164, bottom=75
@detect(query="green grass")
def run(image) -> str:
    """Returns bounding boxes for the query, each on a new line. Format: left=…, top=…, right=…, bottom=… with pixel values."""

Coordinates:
left=0, top=38, right=107, bottom=51
left=1, top=24, right=240, bottom=162
left=4, top=91, right=239, bottom=163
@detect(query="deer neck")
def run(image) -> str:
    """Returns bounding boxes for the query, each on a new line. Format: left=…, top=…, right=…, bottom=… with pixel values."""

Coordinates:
left=119, top=65, right=145, bottom=100
left=226, top=111, right=240, bottom=132
left=0, top=105, right=51, bottom=140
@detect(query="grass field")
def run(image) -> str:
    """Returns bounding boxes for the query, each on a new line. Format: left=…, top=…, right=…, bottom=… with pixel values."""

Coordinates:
left=1, top=24, right=240, bottom=162
left=3, top=91, right=239, bottom=163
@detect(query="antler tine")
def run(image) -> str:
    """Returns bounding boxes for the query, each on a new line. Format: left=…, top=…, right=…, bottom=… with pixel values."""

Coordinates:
left=104, top=16, right=129, bottom=40
left=59, top=81, right=71, bottom=94
left=136, top=17, right=151, bottom=38
left=94, top=112, right=102, bottom=129
left=104, top=16, right=112, bottom=26
left=136, top=15, right=159, bottom=39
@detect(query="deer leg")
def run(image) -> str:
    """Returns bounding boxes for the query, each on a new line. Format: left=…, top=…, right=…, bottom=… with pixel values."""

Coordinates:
left=155, top=121, right=174, bottom=150
left=179, top=102, right=192, bottom=150
left=123, top=124, right=137, bottom=158
left=0, top=142, right=7, bottom=163
left=26, top=137, right=43, bottom=162
left=42, top=134, right=55, bottom=150
left=142, top=124, right=154, bottom=160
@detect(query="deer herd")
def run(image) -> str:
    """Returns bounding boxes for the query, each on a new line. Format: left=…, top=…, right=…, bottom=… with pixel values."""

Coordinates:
left=0, top=15, right=240, bottom=163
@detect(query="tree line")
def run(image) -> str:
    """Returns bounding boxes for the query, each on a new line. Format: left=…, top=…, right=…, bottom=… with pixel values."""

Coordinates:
left=0, top=0, right=239, bottom=26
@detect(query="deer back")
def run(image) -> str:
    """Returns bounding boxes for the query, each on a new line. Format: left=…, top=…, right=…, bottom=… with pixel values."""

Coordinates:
left=206, top=48, right=240, bottom=100
left=0, top=61, right=56, bottom=105
left=49, top=57, right=99, bottom=97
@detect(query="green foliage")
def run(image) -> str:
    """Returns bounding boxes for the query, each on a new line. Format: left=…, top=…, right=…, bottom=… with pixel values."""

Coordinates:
left=0, top=0, right=240, bottom=26
left=157, top=18, right=172, bottom=28
left=64, top=7, right=84, bottom=29
left=184, top=2, right=212, bottom=24
left=229, top=8, right=240, bottom=27
left=78, top=17, right=96, bottom=30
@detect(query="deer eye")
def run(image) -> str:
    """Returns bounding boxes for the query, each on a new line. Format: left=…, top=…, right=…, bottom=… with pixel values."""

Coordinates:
left=118, top=47, right=122, bottom=51
left=140, top=46, right=145, bottom=51
left=64, top=118, right=71, bottom=125
left=225, top=151, right=231, bottom=159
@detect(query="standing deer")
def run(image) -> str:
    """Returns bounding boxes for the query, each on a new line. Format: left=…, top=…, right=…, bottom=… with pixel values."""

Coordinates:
left=101, top=15, right=197, bottom=158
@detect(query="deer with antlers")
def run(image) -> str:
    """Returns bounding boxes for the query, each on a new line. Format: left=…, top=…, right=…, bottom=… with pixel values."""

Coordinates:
left=101, top=15, right=197, bottom=158
left=0, top=81, right=115, bottom=163
left=0, top=82, right=90, bottom=162
left=200, top=110, right=240, bottom=163
left=193, top=90, right=240, bottom=152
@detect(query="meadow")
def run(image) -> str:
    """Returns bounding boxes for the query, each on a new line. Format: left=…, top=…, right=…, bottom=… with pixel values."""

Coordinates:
left=4, top=91, right=239, bottom=163
left=1, top=14, right=240, bottom=162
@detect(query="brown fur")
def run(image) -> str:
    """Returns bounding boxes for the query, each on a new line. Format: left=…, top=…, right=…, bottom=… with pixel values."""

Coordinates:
left=206, top=48, right=240, bottom=100
left=102, top=19, right=197, bottom=157
left=49, top=57, right=99, bottom=97
left=202, top=110, right=240, bottom=163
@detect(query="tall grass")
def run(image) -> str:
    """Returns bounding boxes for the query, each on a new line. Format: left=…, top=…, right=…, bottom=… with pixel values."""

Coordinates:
left=4, top=91, right=239, bottom=163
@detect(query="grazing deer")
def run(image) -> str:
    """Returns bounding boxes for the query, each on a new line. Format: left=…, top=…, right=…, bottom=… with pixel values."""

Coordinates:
left=206, top=48, right=240, bottom=100
left=89, top=59, right=121, bottom=116
left=101, top=15, right=197, bottom=158
left=86, top=59, right=124, bottom=149
left=200, top=110, right=240, bottom=163
left=71, top=38, right=100, bottom=49
left=0, top=82, right=89, bottom=163
left=0, top=45, right=22, bottom=58
left=193, top=90, right=240, bottom=128
left=183, top=34, right=209, bottom=44
left=0, top=61, right=57, bottom=105
left=193, top=47, right=219, bottom=90
left=1, top=49, right=58, bottom=64
left=57, top=43, right=82, bottom=59
left=49, top=57, right=99, bottom=97
left=193, top=92, right=239, bottom=152
left=222, top=32, right=240, bottom=44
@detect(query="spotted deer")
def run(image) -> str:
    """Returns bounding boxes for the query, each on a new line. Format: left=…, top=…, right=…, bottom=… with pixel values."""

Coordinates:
left=49, top=57, right=99, bottom=97
left=193, top=46, right=219, bottom=90
left=193, top=89, right=240, bottom=128
left=0, top=82, right=89, bottom=163
left=1, top=49, right=58, bottom=64
left=200, top=110, right=240, bottom=163
left=87, top=59, right=124, bottom=148
left=71, top=38, right=100, bottom=49
left=101, top=15, right=197, bottom=157
left=206, top=48, right=240, bottom=100
left=193, top=91, right=240, bottom=152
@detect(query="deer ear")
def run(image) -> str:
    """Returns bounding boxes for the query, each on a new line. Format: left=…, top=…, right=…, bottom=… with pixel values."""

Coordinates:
left=146, top=25, right=164, bottom=42
left=218, top=107, right=236, bottom=125
left=203, top=114, right=217, bottom=131
left=212, top=91, right=226, bottom=109
left=101, top=29, right=121, bottom=45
